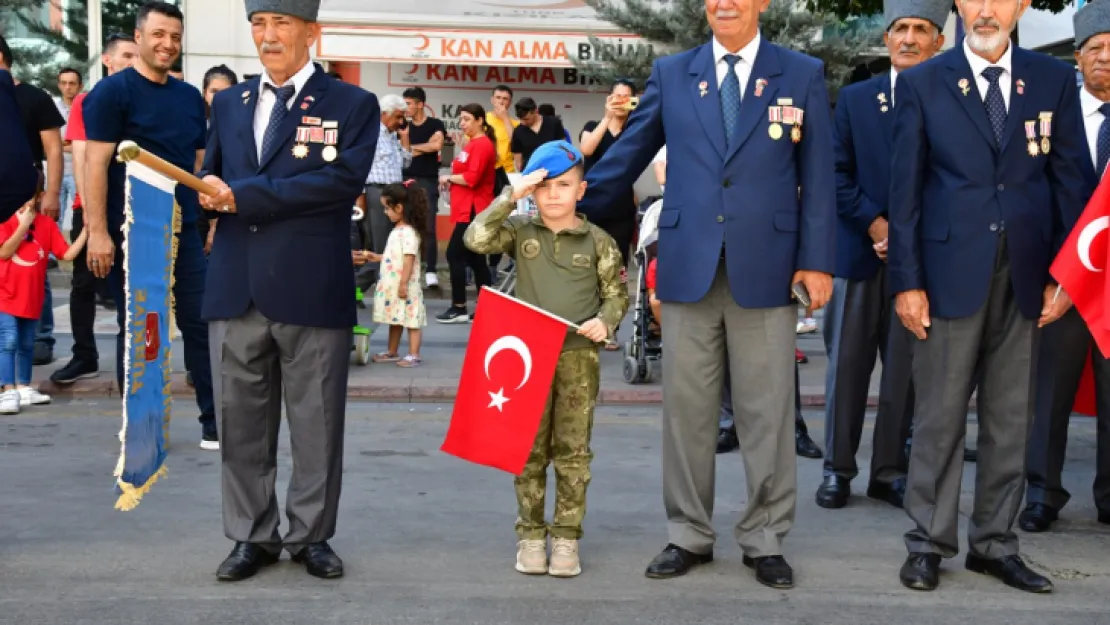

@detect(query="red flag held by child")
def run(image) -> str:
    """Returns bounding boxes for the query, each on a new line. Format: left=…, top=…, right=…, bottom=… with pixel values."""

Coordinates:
left=441, top=287, right=569, bottom=475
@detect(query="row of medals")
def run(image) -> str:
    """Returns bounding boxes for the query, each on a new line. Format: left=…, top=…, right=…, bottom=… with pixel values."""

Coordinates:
left=768, top=122, right=802, bottom=143
left=293, top=143, right=338, bottom=162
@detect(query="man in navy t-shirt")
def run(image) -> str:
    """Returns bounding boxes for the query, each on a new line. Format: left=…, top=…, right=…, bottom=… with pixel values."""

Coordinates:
left=82, top=1, right=217, bottom=450
left=0, top=68, right=35, bottom=222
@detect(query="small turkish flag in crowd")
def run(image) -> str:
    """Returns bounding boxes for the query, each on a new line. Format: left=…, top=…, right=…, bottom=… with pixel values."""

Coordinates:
left=1052, top=177, right=1110, bottom=417
left=1052, top=177, right=1110, bottom=355
left=441, top=287, right=569, bottom=475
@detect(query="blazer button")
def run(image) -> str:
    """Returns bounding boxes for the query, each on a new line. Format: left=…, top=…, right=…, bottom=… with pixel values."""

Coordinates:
left=989, top=223, right=999, bottom=232
left=722, top=178, right=731, bottom=188
left=716, top=215, right=725, bottom=223
left=249, top=225, right=258, bottom=233
left=997, top=184, right=1005, bottom=191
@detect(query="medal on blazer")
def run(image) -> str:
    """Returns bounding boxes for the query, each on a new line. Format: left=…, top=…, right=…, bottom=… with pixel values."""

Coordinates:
left=877, top=92, right=888, bottom=113
left=1039, top=112, right=1053, bottom=155
left=791, top=108, right=804, bottom=144
left=293, top=127, right=311, bottom=158
left=1025, top=121, right=1039, bottom=157
left=322, top=127, right=339, bottom=162
left=768, top=106, right=783, bottom=140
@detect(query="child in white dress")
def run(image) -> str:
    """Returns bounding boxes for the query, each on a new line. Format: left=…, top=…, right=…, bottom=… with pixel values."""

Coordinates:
left=366, top=181, right=429, bottom=367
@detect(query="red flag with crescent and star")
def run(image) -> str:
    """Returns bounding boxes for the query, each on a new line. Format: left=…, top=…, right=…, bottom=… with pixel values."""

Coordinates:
left=1051, top=175, right=1110, bottom=416
left=441, top=287, right=570, bottom=475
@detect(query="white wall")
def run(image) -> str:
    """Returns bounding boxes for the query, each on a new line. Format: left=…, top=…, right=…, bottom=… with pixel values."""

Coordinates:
left=181, top=0, right=264, bottom=85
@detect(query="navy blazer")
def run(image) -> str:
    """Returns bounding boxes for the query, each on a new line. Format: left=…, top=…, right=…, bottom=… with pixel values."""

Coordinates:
left=201, top=66, right=379, bottom=328
left=578, top=38, right=836, bottom=308
left=0, top=69, right=36, bottom=221
left=889, top=47, right=1095, bottom=321
left=833, top=73, right=894, bottom=281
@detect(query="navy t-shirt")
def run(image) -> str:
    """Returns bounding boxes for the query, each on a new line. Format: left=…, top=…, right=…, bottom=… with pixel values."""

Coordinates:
left=83, top=68, right=206, bottom=229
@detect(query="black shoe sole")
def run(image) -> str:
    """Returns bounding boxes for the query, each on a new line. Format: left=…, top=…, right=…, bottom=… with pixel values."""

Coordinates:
left=216, top=554, right=279, bottom=582
left=815, top=493, right=849, bottom=509
left=900, top=576, right=938, bottom=591
left=49, top=371, right=99, bottom=385
left=644, top=553, right=713, bottom=579
left=290, top=553, right=344, bottom=579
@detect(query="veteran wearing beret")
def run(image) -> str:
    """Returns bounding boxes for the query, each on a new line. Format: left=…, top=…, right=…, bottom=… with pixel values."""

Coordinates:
left=198, top=0, right=380, bottom=582
left=889, top=0, right=1092, bottom=593
left=1018, top=0, right=1110, bottom=535
left=816, top=0, right=948, bottom=512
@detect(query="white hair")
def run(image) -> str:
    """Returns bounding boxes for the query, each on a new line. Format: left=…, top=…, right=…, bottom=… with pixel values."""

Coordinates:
left=379, top=94, right=407, bottom=115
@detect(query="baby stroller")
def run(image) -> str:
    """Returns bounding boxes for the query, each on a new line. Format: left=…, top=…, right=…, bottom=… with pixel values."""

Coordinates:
left=351, top=204, right=374, bottom=366
left=623, top=197, right=663, bottom=384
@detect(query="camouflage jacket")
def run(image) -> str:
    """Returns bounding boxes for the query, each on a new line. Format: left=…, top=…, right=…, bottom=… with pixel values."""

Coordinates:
left=464, top=188, right=629, bottom=351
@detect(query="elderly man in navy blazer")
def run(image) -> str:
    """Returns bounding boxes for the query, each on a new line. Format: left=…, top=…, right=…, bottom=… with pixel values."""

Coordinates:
left=817, top=0, right=948, bottom=512
left=198, top=0, right=378, bottom=582
left=889, top=0, right=1092, bottom=593
left=578, top=0, right=836, bottom=589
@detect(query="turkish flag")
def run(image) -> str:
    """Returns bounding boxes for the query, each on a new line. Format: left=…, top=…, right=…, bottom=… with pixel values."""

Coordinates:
left=1051, top=176, right=1110, bottom=357
left=1074, top=350, right=1098, bottom=417
left=441, top=287, right=569, bottom=475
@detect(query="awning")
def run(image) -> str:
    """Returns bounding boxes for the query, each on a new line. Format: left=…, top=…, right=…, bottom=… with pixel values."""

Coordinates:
left=316, top=0, right=645, bottom=67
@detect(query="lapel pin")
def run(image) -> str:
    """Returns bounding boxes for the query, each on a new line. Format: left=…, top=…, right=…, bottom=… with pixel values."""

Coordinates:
left=242, top=91, right=250, bottom=105
left=958, top=78, right=970, bottom=96
left=1016, top=79, right=1025, bottom=95
left=877, top=93, right=888, bottom=113
left=698, top=81, right=708, bottom=97
left=754, top=78, right=767, bottom=98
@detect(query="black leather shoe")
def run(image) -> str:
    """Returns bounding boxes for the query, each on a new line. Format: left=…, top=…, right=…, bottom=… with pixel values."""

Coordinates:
left=795, top=431, right=823, bottom=459
left=1018, top=503, right=1059, bottom=533
left=216, top=542, right=280, bottom=581
left=815, top=475, right=850, bottom=509
left=964, top=447, right=977, bottom=463
left=644, top=544, right=713, bottom=579
left=867, top=478, right=906, bottom=509
left=899, top=553, right=941, bottom=591
left=742, top=555, right=794, bottom=589
left=291, top=542, right=344, bottom=579
left=965, top=554, right=1052, bottom=593
left=716, top=427, right=739, bottom=454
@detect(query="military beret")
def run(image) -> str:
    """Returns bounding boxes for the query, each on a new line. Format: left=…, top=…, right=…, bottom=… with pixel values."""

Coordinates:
left=1075, top=0, right=1110, bottom=50
left=522, top=140, right=583, bottom=179
left=245, top=0, right=320, bottom=22
left=884, top=0, right=951, bottom=32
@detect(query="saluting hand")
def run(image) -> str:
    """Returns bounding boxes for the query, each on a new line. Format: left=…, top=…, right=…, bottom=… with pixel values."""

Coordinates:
left=200, top=175, right=236, bottom=214
left=511, top=170, right=547, bottom=202
left=896, top=289, right=931, bottom=340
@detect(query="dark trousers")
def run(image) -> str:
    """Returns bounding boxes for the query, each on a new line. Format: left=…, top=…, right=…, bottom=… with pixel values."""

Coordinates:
left=108, top=223, right=215, bottom=427
left=594, top=215, right=635, bottom=270
left=414, top=177, right=439, bottom=273
left=68, top=211, right=100, bottom=364
left=1025, top=308, right=1110, bottom=516
left=446, top=217, right=491, bottom=307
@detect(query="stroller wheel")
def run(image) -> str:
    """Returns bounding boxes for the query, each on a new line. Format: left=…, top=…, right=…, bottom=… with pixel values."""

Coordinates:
left=623, top=356, right=648, bottom=384
left=353, top=333, right=370, bottom=366
left=642, top=357, right=654, bottom=383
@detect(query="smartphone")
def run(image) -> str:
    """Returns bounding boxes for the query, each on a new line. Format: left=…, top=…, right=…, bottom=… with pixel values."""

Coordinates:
left=792, top=282, right=811, bottom=308
left=621, top=97, right=640, bottom=111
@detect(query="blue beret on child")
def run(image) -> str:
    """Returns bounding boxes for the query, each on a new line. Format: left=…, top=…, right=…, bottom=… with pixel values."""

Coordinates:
left=522, top=140, right=583, bottom=179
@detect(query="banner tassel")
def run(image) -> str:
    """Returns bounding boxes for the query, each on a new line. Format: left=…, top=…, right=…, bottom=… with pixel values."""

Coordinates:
left=114, top=465, right=169, bottom=512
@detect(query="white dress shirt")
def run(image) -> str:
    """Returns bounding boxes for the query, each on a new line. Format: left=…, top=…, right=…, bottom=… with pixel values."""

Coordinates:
left=963, top=39, right=1013, bottom=112
left=1080, top=85, right=1108, bottom=173
left=890, top=67, right=899, bottom=105
left=712, top=33, right=761, bottom=97
left=253, top=61, right=317, bottom=160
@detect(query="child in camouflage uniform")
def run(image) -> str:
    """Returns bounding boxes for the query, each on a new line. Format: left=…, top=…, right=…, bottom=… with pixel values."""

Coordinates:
left=464, top=140, right=628, bottom=577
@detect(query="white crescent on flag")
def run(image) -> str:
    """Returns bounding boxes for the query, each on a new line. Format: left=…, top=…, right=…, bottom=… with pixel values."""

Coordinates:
left=1078, top=215, right=1110, bottom=272
left=484, top=335, right=533, bottom=390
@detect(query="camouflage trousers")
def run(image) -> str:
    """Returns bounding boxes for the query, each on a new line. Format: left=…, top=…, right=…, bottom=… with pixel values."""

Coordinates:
left=514, top=348, right=601, bottom=540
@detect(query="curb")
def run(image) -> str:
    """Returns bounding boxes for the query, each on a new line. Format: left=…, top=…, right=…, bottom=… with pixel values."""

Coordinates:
left=35, top=374, right=887, bottom=408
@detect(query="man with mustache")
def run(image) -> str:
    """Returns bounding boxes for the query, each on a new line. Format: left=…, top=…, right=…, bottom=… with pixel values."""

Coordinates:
left=889, top=0, right=1093, bottom=593
left=817, top=0, right=948, bottom=511
left=82, top=2, right=217, bottom=450
left=1018, top=0, right=1110, bottom=534
left=199, top=0, right=379, bottom=581
left=577, top=0, right=836, bottom=589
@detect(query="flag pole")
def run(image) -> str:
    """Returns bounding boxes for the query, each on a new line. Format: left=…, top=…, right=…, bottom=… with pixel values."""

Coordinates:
left=480, top=286, right=616, bottom=346
left=116, top=141, right=219, bottom=197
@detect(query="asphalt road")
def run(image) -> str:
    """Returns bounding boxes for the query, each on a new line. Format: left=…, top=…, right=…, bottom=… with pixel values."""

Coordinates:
left=1, top=401, right=1108, bottom=625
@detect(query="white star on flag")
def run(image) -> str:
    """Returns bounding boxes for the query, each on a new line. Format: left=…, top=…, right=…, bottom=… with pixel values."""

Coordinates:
left=488, top=387, right=510, bottom=411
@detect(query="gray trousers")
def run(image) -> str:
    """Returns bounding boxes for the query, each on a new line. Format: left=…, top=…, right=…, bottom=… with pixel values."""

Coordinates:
left=822, top=267, right=915, bottom=484
left=210, top=305, right=351, bottom=555
left=719, top=360, right=811, bottom=438
left=904, top=236, right=1037, bottom=559
left=1025, top=308, right=1110, bottom=516
left=662, top=260, right=796, bottom=557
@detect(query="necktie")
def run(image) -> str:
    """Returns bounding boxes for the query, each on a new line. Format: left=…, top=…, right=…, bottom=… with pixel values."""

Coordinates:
left=981, top=66, right=1006, bottom=147
left=720, top=54, right=742, bottom=146
left=1097, top=103, right=1110, bottom=177
left=261, top=83, right=296, bottom=161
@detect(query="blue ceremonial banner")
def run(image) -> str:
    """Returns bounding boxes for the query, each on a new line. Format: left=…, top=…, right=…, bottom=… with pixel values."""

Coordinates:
left=113, top=161, right=179, bottom=511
